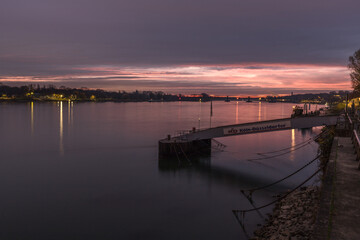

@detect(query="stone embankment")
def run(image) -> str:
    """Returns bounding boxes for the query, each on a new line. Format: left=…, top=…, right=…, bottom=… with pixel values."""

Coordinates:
left=250, top=186, right=319, bottom=240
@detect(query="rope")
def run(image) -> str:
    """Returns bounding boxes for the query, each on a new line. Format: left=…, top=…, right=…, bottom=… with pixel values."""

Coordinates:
left=187, top=137, right=315, bottom=162
left=212, top=139, right=227, bottom=148
left=245, top=141, right=315, bottom=161
left=232, top=210, right=251, bottom=239
left=177, top=143, right=192, bottom=164
left=256, top=139, right=312, bottom=155
left=255, top=129, right=328, bottom=155
left=221, top=129, right=328, bottom=162
left=197, top=139, right=225, bottom=152
left=241, top=154, right=321, bottom=193
left=233, top=167, right=322, bottom=214
left=172, top=144, right=181, bottom=164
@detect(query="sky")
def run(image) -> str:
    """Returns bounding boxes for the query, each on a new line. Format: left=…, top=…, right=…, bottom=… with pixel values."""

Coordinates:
left=1, top=0, right=359, bottom=96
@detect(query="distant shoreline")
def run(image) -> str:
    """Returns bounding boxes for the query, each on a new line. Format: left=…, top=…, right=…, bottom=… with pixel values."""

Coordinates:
left=0, top=84, right=348, bottom=104
left=0, top=99, right=325, bottom=104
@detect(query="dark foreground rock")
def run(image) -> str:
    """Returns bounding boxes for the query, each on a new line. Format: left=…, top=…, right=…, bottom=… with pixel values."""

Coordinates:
left=251, top=186, right=319, bottom=240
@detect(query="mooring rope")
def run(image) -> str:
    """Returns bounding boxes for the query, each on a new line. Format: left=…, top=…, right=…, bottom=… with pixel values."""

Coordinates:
left=232, top=210, right=251, bottom=239
left=240, top=190, right=265, bottom=219
left=197, top=139, right=226, bottom=152
left=233, top=167, right=322, bottom=214
left=222, top=129, right=328, bottom=162
left=258, top=130, right=329, bottom=154
left=212, top=139, right=227, bottom=148
left=172, top=144, right=181, bottom=164
left=177, top=143, right=192, bottom=164
left=255, top=129, right=328, bottom=155
left=184, top=137, right=315, bottom=162
left=246, top=142, right=315, bottom=161
left=240, top=154, right=321, bottom=193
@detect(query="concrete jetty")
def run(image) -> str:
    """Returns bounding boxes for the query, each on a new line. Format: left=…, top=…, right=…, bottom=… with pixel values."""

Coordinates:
left=159, top=115, right=339, bottom=158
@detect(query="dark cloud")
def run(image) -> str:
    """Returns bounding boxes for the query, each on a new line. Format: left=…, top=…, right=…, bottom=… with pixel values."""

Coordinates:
left=0, top=0, right=358, bottom=93
left=1, top=0, right=359, bottom=66
left=242, top=66, right=283, bottom=70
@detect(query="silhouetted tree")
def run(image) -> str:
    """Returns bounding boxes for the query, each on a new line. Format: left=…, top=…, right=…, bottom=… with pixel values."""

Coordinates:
left=349, top=49, right=360, bottom=92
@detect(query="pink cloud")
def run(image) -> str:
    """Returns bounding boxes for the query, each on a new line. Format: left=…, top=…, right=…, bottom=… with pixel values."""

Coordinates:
left=1, top=63, right=351, bottom=95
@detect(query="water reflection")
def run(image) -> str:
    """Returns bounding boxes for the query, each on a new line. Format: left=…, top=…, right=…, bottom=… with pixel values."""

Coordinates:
left=177, top=101, right=181, bottom=120
left=59, top=101, right=64, bottom=155
left=236, top=102, right=239, bottom=124
left=71, top=101, right=74, bottom=126
left=263, top=102, right=267, bottom=119
left=68, top=100, right=71, bottom=126
left=30, top=101, right=34, bottom=135
left=300, top=127, right=313, bottom=137
left=158, top=155, right=292, bottom=192
left=198, top=100, right=202, bottom=129
left=258, top=102, right=262, bottom=121
left=2, top=102, right=326, bottom=240
left=158, top=157, right=249, bottom=187
left=290, top=129, right=295, bottom=161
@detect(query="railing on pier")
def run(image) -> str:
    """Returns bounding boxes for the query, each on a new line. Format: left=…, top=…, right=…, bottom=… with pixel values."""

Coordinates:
left=173, top=128, right=209, bottom=140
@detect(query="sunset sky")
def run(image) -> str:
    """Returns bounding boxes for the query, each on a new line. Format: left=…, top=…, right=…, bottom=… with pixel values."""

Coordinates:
left=1, top=0, right=359, bottom=96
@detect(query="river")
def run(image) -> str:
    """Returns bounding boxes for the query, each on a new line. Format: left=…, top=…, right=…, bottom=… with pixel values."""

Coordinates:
left=0, top=101, right=322, bottom=239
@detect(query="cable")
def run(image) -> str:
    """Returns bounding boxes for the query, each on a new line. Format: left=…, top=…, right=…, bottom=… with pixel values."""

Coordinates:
left=241, top=154, right=321, bottom=193
left=233, top=167, right=321, bottom=214
left=255, top=129, right=328, bottom=155
left=171, top=144, right=181, bottom=164
left=221, top=129, right=328, bottom=162
left=245, top=141, right=315, bottom=161
left=185, top=136, right=315, bottom=162
left=177, top=143, right=192, bottom=164
left=212, top=139, right=227, bottom=148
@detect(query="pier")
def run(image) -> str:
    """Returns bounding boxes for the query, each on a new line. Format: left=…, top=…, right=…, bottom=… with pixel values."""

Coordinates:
left=159, top=115, right=339, bottom=158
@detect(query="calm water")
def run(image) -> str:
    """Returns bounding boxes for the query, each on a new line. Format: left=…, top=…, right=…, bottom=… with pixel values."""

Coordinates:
left=0, top=101, right=322, bottom=239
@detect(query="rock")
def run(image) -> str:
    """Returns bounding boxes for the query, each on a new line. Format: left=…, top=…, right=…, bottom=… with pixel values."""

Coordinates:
left=281, top=205, right=292, bottom=210
left=269, top=236, right=278, bottom=240
left=251, top=186, right=320, bottom=239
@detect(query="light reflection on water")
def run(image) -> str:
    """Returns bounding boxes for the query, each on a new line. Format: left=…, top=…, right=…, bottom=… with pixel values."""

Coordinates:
left=59, top=101, right=64, bottom=155
left=0, top=101, right=323, bottom=240
left=235, top=101, right=239, bottom=124
left=290, top=129, right=296, bottom=161
left=258, top=101, right=262, bottom=121
left=68, top=100, right=71, bottom=126
left=30, top=101, right=34, bottom=136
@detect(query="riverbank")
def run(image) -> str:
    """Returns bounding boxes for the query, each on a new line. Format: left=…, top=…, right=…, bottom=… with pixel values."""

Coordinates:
left=250, top=186, right=320, bottom=240
left=251, top=128, right=360, bottom=240
left=249, top=127, right=335, bottom=240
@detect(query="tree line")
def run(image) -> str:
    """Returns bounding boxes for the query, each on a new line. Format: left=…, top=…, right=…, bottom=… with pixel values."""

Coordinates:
left=0, top=84, right=180, bottom=101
